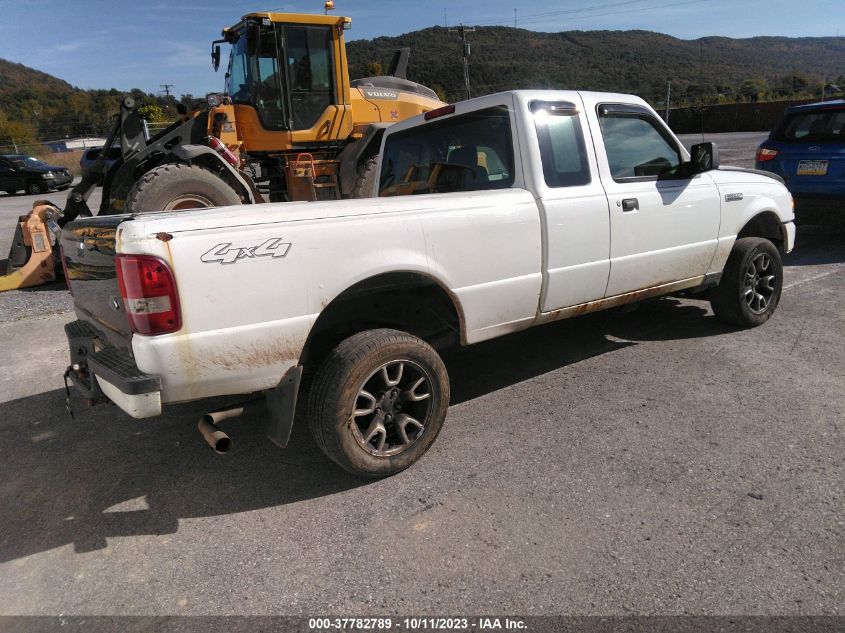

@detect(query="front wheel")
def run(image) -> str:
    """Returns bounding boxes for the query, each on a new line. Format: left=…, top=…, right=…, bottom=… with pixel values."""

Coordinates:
left=27, top=181, right=45, bottom=195
left=307, top=329, right=450, bottom=478
left=711, top=237, right=783, bottom=327
left=125, top=163, right=242, bottom=213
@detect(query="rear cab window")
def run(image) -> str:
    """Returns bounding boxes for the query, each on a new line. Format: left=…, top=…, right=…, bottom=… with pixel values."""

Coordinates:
left=530, top=100, right=591, bottom=187
left=597, top=104, right=682, bottom=181
left=378, top=105, right=515, bottom=197
left=772, top=107, right=845, bottom=143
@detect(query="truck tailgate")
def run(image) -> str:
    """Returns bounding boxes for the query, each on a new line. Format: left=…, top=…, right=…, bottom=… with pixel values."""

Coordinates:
left=61, top=215, right=133, bottom=348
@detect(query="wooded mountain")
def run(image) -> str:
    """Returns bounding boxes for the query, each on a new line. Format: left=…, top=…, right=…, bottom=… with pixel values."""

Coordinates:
left=2, top=27, right=844, bottom=143
left=346, top=27, right=845, bottom=103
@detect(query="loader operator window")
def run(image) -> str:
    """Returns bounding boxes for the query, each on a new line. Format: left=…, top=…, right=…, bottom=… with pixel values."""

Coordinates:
left=284, top=25, right=334, bottom=130
left=378, top=105, right=515, bottom=197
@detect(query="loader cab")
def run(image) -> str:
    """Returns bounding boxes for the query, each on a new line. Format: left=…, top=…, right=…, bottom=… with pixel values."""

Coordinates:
left=222, top=13, right=350, bottom=138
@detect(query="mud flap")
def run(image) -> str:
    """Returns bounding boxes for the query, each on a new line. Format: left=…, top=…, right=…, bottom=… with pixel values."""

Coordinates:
left=265, top=365, right=303, bottom=448
left=0, top=202, right=61, bottom=292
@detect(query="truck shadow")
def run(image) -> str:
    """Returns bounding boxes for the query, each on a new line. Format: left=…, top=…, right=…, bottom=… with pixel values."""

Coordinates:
left=0, top=296, right=731, bottom=563
left=445, top=296, right=730, bottom=404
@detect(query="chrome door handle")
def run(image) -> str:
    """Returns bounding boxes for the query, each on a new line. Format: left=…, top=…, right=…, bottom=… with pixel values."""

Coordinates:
left=621, top=198, right=639, bottom=212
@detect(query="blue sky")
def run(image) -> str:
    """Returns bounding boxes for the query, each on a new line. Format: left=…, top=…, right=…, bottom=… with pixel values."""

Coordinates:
left=0, top=0, right=840, bottom=97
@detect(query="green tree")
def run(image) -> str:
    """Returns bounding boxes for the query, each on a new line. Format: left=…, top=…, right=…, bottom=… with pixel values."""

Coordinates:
left=138, top=104, right=167, bottom=122
left=0, top=110, right=38, bottom=149
left=364, top=61, right=384, bottom=76
left=739, top=79, right=767, bottom=102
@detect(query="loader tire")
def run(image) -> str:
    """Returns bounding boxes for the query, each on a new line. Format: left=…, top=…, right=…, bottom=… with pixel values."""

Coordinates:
left=125, top=163, right=242, bottom=213
left=350, top=157, right=379, bottom=198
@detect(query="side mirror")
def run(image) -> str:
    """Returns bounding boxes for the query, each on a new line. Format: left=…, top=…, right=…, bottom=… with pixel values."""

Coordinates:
left=690, top=141, right=719, bottom=173
left=211, top=45, right=221, bottom=72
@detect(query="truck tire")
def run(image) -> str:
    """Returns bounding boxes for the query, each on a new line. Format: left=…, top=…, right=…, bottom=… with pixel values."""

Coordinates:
left=710, top=237, right=783, bottom=327
left=351, top=157, right=378, bottom=198
left=307, top=328, right=450, bottom=478
left=126, top=163, right=242, bottom=213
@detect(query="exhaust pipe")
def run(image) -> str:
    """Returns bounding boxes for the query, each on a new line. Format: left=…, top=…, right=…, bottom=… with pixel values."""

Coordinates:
left=196, top=401, right=259, bottom=454
left=198, top=416, right=232, bottom=454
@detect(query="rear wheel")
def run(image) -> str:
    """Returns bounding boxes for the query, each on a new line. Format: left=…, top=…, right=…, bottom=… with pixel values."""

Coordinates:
left=125, top=163, right=242, bottom=213
left=307, top=329, right=450, bottom=478
left=27, top=181, right=45, bottom=195
left=711, top=237, right=783, bottom=327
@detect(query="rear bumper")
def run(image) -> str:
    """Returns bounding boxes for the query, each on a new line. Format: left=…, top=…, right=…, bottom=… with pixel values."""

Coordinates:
left=65, top=320, right=162, bottom=418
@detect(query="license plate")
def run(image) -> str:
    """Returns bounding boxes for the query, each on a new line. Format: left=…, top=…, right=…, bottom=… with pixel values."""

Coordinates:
left=797, top=160, right=828, bottom=176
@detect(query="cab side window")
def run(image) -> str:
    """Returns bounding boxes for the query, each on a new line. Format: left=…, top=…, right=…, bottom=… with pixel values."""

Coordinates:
left=599, top=108, right=681, bottom=180
left=532, top=101, right=591, bottom=187
left=378, top=105, right=515, bottom=197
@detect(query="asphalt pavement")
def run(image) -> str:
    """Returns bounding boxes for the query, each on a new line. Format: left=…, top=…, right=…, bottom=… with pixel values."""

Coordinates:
left=0, top=135, right=842, bottom=616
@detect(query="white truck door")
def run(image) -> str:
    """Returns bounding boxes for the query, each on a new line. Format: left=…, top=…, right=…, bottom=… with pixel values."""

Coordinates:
left=589, top=103, right=721, bottom=297
left=520, top=97, right=613, bottom=312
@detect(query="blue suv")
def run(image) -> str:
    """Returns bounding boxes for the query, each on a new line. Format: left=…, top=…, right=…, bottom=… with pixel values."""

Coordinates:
left=756, top=99, right=845, bottom=223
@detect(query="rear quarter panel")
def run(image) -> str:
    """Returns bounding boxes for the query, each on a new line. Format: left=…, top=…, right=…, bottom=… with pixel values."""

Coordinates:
left=118, top=190, right=542, bottom=403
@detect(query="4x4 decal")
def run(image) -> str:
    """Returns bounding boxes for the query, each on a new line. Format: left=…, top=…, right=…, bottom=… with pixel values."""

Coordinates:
left=201, top=238, right=292, bottom=265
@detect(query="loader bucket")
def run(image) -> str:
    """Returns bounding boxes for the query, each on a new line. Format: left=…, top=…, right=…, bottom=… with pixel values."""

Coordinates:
left=0, top=202, right=62, bottom=292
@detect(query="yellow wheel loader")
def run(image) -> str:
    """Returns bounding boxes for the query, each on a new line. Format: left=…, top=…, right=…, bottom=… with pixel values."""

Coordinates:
left=0, top=8, right=444, bottom=291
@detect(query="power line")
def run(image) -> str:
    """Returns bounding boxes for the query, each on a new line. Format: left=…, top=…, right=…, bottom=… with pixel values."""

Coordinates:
left=453, top=0, right=710, bottom=28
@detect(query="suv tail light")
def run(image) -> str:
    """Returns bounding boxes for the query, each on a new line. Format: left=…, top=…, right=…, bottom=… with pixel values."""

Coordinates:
left=756, top=147, right=779, bottom=162
left=115, top=254, right=181, bottom=335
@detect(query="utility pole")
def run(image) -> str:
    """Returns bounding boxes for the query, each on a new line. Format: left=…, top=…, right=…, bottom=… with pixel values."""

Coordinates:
left=448, top=24, right=475, bottom=100
left=160, top=84, right=174, bottom=99
left=514, top=8, right=517, bottom=27
left=444, top=8, right=447, bottom=28
left=664, top=80, right=671, bottom=124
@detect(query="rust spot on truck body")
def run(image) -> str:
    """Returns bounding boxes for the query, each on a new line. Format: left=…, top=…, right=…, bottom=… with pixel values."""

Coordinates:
left=204, top=337, right=303, bottom=373
left=156, top=232, right=174, bottom=242
left=540, top=276, right=705, bottom=324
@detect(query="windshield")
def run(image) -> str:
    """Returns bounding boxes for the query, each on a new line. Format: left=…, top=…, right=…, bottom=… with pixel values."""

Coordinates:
left=226, top=32, right=250, bottom=103
left=225, top=24, right=288, bottom=130
left=773, top=108, right=845, bottom=144
left=11, top=156, right=47, bottom=168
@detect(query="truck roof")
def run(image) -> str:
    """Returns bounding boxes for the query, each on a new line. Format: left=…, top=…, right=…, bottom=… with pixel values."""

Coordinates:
left=387, top=89, right=653, bottom=136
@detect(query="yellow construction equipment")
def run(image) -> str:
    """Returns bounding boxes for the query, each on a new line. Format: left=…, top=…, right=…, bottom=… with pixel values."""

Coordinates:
left=2, top=4, right=445, bottom=292
left=0, top=203, right=62, bottom=292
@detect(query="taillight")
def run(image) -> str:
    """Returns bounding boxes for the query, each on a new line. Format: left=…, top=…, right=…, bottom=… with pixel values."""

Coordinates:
left=756, top=147, right=778, bottom=162
left=115, top=254, right=181, bottom=335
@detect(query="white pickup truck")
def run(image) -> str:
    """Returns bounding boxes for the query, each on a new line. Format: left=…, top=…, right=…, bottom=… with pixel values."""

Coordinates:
left=61, top=90, right=795, bottom=477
